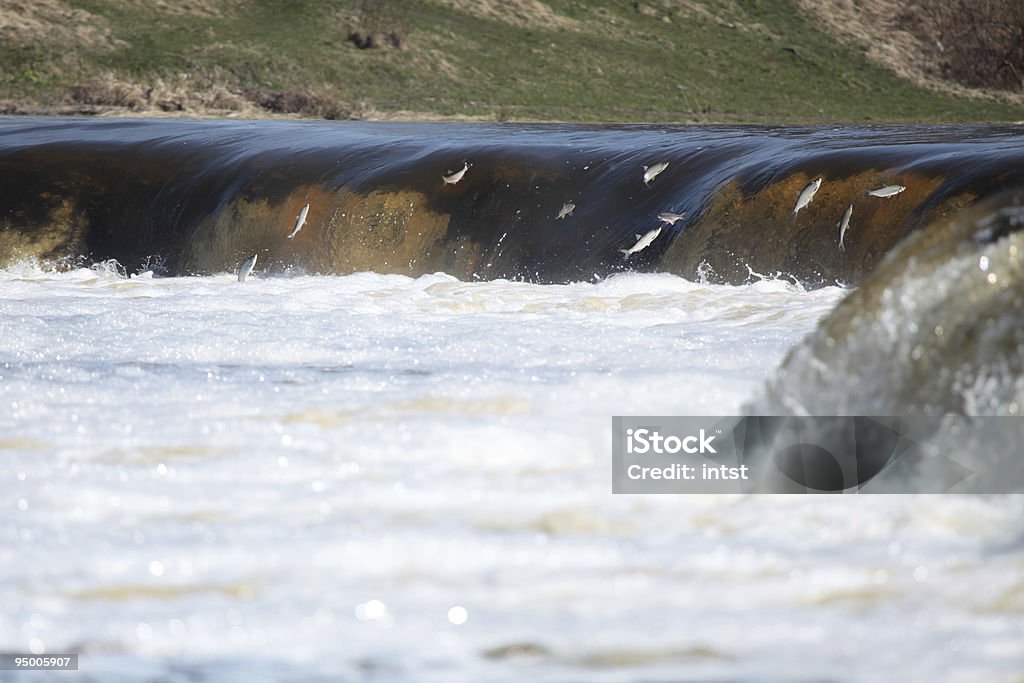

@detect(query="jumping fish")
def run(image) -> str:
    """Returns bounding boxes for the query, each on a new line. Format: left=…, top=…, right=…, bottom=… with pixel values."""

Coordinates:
left=557, top=202, right=575, bottom=219
left=237, top=253, right=257, bottom=282
left=442, top=161, right=470, bottom=185
left=620, top=227, right=663, bottom=259
left=866, top=184, right=906, bottom=198
left=838, top=204, right=853, bottom=252
left=793, top=177, right=822, bottom=217
left=642, top=162, right=669, bottom=186
left=287, top=203, right=309, bottom=239
left=657, top=210, right=686, bottom=225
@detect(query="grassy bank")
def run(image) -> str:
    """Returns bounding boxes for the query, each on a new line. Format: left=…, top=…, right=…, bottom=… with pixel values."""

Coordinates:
left=1, top=0, right=1022, bottom=122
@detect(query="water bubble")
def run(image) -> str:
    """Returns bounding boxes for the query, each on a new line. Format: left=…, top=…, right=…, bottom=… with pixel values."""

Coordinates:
left=168, top=619, right=186, bottom=637
left=979, top=255, right=989, bottom=271
left=913, top=566, right=929, bottom=582
left=447, top=606, right=468, bottom=625
left=149, top=561, right=165, bottom=577
left=136, top=623, right=153, bottom=640
left=355, top=599, right=387, bottom=621
left=28, top=638, right=44, bottom=654
left=16, top=498, right=27, bottom=511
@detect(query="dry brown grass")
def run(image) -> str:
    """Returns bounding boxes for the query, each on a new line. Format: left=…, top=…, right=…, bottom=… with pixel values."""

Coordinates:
left=429, top=0, right=585, bottom=31
left=797, top=0, right=1024, bottom=104
left=0, top=0, right=122, bottom=51
left=118, top=0, right=241, bottom=18
left=18, top=72, right=374, bottom=120
left=69, top=74, right=254, bottom=115
left=897, top=1, right=1024, bottom=92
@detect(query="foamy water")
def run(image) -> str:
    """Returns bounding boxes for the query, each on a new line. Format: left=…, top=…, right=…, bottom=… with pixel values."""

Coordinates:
left=1, top=266, right=1022, bottom=682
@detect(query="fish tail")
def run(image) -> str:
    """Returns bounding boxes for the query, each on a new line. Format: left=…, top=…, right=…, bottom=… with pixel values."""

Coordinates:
left=619, top=249, right=631, bottom=259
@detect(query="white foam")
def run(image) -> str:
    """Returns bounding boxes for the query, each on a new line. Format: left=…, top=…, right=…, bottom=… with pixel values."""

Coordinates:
left=1, top=269, right=1020, bottom=682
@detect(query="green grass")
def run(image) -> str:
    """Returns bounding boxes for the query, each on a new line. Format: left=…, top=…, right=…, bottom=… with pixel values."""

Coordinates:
left=2, top=0, right=1022, bottom=122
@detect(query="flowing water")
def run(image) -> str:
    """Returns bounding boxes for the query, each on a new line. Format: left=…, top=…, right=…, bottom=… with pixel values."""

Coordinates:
left=1, top=120, right=1024, bottom=682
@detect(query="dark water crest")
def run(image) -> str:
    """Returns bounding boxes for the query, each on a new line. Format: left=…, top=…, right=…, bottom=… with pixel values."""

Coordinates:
left=3, top=118, right=1024, bottom=285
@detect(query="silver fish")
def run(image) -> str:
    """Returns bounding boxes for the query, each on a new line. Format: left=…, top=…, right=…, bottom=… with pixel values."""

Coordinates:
left=657, top=210, right=686, bottom=225
left=642, top=162, right=669, bottom=186
left=866, top=184, right=906, bottom=198
left=838, top=203, right=853, bottom=252
left=793, top=177, right=822, bottom=217
left=287, top=203, right=309, bottom=239
left=557, top=202, right=575, bottom=219
left=620, top=227, right=663, bottom=259
left=237, top=253, right=257, bottom=282
left=442, top=161, right=469, bottom=185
